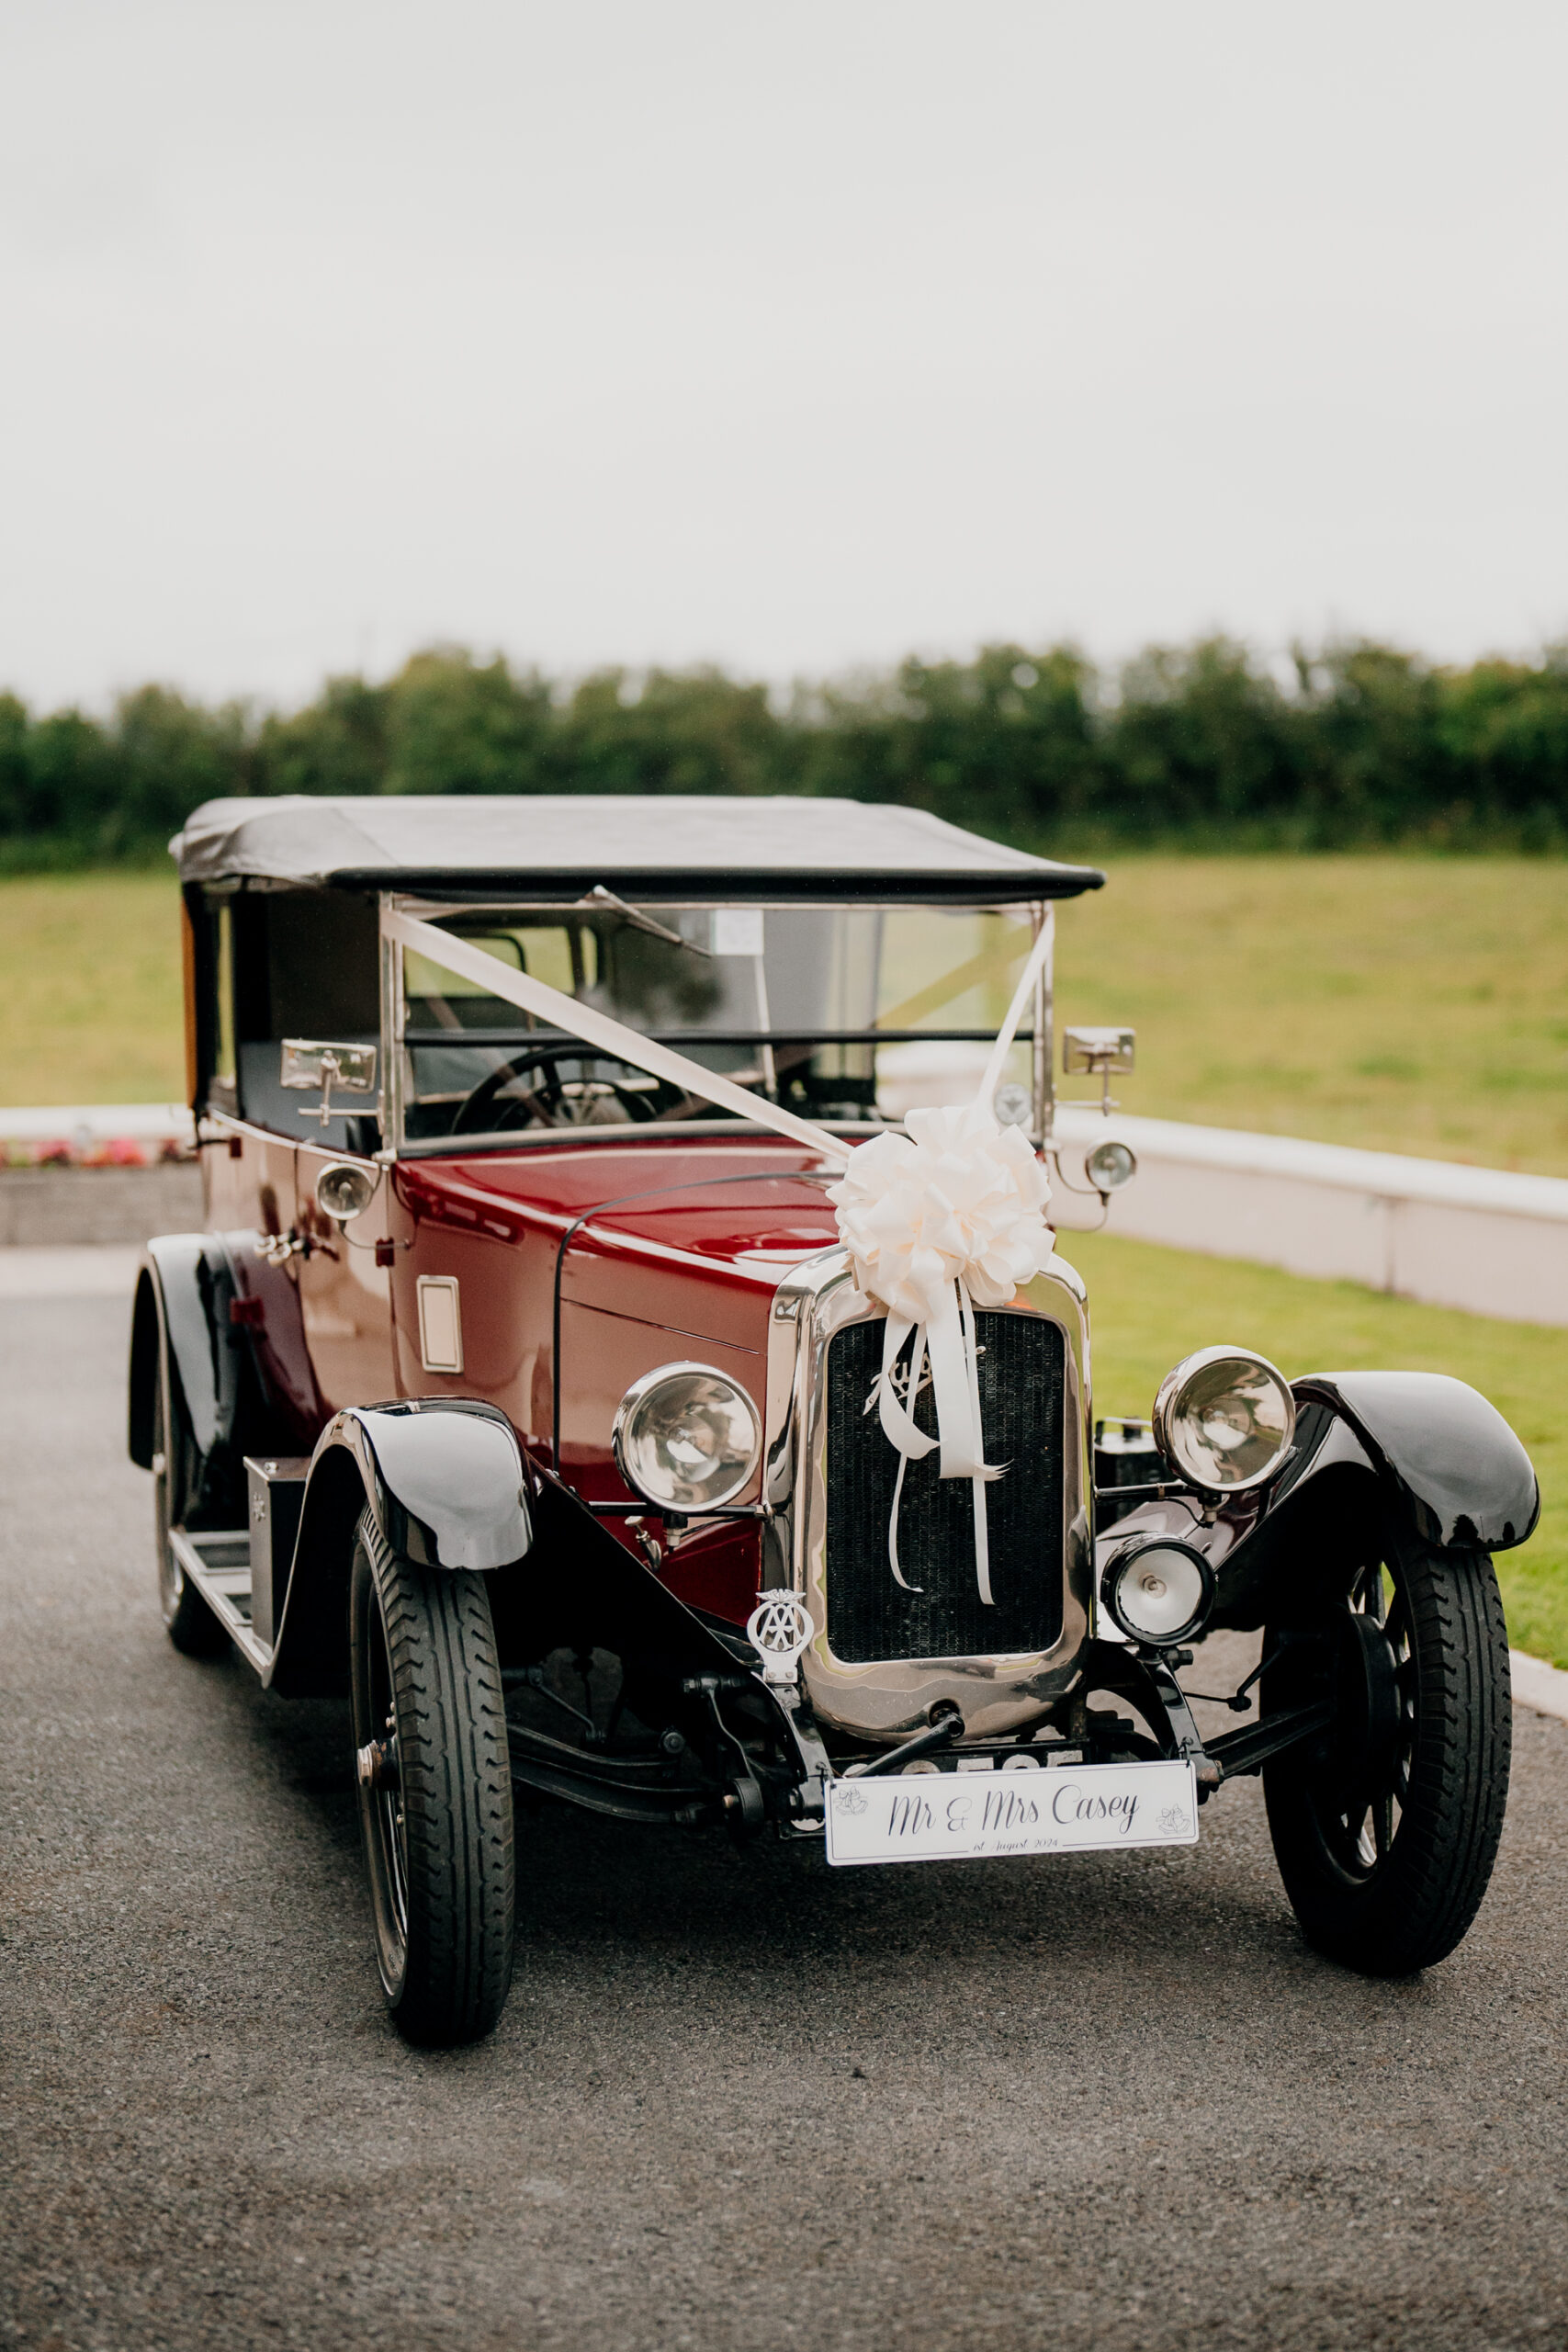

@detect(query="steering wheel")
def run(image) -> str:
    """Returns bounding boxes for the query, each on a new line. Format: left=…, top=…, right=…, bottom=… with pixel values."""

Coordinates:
left=451, top=1045, right=662, bottom=1134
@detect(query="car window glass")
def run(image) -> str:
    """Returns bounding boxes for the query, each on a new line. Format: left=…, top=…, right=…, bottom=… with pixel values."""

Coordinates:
left=396, top=903, right=1040, bottom=1146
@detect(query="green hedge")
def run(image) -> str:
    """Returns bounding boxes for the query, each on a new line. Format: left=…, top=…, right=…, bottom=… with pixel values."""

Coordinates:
left=5, top=636, right=1567, bottom=866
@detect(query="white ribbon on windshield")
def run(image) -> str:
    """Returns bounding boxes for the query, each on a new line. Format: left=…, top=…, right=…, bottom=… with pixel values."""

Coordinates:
left=383, top=904, right=1055, bottom=1603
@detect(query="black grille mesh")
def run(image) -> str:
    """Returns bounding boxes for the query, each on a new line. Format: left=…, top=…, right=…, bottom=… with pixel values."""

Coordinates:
left=824, top=1312, right=1066, bottom=1665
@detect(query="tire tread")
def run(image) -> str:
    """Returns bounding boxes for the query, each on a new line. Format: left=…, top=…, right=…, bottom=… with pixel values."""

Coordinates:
left=353, top=1512, right=514, bottom=2043
left=1265, top=1538, right=1510, bottom=1975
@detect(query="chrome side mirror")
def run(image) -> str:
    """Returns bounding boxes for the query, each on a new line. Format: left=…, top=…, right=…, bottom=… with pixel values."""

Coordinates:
left=1062, top=1025, right=1134, bottom=1115
left=280, top=1039, right=378, bottom=1129
left=314, top=1159, right=380, bottom=1223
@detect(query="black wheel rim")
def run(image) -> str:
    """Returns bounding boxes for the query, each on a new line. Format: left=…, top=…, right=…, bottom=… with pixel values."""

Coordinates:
left=1308, top=1559, right=1418, bottom=1883
left=366, top=1584, right=410, bottom=1956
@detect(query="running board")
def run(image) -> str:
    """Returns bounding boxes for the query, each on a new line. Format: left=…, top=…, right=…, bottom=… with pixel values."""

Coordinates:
left=167, top=1527, right=272, bottom=1676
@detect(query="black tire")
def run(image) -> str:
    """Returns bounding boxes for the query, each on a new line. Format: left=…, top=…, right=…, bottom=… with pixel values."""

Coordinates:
left=348, top=1510, right=515, bottom=2045
left=1262, top=1529, right=1510, bottom=1975
left=152, top=1365, right=229, bottom=1657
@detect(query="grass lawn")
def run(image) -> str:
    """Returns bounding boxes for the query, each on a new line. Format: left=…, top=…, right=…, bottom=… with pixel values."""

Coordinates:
left=0, top=872, right=186, bottom=1104
left=1054, top=854, right=1568, bottom=1176
left=1069, top=1226, right=1567, bottom=1669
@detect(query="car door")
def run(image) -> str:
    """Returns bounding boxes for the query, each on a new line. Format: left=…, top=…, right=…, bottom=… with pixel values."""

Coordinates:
left=292, top=1136, right=397, bottom=1412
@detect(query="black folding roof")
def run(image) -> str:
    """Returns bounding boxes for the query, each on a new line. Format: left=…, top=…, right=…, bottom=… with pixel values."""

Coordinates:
left=173, top=795, right=1104, bottom=903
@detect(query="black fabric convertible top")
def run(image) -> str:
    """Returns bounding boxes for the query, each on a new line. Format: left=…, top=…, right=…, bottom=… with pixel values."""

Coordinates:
left=172, top=796, right=1104, bottom=903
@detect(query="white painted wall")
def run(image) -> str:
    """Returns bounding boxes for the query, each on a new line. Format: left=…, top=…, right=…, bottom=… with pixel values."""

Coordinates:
left=1052, top=1110, right=1568, bottom=1328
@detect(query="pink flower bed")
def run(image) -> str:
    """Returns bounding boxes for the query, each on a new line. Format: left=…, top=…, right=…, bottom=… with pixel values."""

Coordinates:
left=2, top=1136, right=193, bottom=1170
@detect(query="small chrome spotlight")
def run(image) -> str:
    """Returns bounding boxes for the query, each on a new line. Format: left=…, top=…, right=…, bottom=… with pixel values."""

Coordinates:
left=1101, top=1537, right=1214, bottom=1647
left=315, top=1159, right=379, bottom=1222
left=1087, top=1137, right=1137, bottom=1193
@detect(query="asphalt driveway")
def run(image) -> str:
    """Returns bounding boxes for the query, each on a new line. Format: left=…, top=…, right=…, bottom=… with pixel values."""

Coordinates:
left=2, top=1281, right=1565, bottom=2351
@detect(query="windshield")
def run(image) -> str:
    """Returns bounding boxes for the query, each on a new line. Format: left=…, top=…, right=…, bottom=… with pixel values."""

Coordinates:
left=396, top=900, right=1044, bottom=1144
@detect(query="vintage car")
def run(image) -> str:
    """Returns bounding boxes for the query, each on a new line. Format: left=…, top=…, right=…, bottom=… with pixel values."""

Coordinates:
left=129, top=795, right=1539, bottom=2044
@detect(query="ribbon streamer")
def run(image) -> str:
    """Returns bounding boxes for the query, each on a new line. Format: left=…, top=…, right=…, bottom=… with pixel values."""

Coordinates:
left=383, top=904, right=1056, bottom=1603
left=383, top=909, right=846, bottom=1162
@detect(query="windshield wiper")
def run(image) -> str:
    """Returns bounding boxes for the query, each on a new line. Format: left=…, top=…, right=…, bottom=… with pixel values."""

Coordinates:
left=575, top=885, right=712, bottom=957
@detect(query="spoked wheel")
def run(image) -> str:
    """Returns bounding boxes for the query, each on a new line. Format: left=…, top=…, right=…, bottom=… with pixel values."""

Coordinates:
left=1262, top=1529, right=1510, bottom=1974
left=348, top=1510, right=515, bottom=2045
left=152, top=1365, right=228, bottom=1657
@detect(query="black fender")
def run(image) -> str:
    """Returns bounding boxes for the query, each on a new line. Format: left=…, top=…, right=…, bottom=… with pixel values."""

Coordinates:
left=130, top=1231, right=308, bottom=1520
left=1292, top=1372, right=1538, bottom=1552
left=130, top=1236, right=238, bottom=1469
left=1194, top=1371, right=1539, bottom=1632
left=272, top=1420, right=748, bottom=1736
left=267, top=1398, right=536, bottom=1696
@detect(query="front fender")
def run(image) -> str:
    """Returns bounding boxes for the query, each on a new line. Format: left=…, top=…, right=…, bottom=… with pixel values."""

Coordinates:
left=267, top=1398, right=536, bottom=1696
left=1114, top=1372, right=1539, bottom=1635
left=1292, top=1371, right=1538, bottom=1553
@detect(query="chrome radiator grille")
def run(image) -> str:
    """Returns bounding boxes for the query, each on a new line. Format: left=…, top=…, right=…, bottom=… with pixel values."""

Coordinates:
left=822, top=1312, right=1066, bottom=1666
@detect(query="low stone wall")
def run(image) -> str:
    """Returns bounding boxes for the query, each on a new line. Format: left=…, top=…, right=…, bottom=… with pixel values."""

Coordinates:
left=0, top=1165, right=204, bottom=1247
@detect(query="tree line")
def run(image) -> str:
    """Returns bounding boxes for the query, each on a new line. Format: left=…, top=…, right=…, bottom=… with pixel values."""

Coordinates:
left=3, top=635, right=1566, bottom=866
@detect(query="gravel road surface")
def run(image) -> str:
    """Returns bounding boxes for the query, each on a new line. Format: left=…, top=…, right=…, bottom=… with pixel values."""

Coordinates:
left=3, top=1283, right=1566, bottom=2352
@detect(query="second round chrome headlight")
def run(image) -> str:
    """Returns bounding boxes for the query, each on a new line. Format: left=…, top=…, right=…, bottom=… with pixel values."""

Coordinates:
left=612, top=1363, right=761, bottom=1513
left=1102, top=1538, right=1214, bottom=1646
left=1153, top=1345, right=1296, bottom=1497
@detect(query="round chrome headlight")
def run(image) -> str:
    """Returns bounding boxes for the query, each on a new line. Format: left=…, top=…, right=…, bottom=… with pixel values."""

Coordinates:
left=314, top=1160, right=379, bottom=1222
left=1086, top=1137, right=1137, bottom=1193
left=1153, top=1345, right=1296, bottom=1497
left=612, top=1363, right=761, bottom=1514
left=1101, top=1538, right=1214, bottom=1646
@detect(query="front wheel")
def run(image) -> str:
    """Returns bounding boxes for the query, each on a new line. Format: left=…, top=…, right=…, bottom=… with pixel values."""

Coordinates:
left=349, top=1511, right=515, bottom=2044
left=1263, top=1531, right=1510, bottom=1975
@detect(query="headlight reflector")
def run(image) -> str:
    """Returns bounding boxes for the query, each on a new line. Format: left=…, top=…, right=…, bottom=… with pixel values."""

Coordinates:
left=1153, top=1345, right=1295, bottom=1496
left=612, top=1363, right=761, bottom=1513
left=1101, top=1538, right=1214, bottom=1646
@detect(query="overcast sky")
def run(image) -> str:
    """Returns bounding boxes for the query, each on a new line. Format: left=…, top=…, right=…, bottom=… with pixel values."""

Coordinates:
left=3, top=0, right=1565, bottom=711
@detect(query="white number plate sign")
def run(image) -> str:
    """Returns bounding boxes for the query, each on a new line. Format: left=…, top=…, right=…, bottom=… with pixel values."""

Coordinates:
left=825, top=1759, right=1199, bottom=1868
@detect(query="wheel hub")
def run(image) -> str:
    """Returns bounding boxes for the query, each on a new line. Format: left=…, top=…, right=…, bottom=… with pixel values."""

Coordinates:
left=356, top=1736, right=400, bottom=1793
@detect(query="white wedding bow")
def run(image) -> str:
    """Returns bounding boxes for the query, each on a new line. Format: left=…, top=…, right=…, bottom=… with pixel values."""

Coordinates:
left=382, top=905, right=1056, bottom=1604
left=825, top=932, right=1055, bottom=1602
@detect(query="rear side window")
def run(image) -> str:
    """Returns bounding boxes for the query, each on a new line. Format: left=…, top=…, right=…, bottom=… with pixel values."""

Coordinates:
left=222, top=889, right=381, bottom=1148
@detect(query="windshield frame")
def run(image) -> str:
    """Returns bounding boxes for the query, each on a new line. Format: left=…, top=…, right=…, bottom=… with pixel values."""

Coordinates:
left=379, top=891, right=1055, bottom=1158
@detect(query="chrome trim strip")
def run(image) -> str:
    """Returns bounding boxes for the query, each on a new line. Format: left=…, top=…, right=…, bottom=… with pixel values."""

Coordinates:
left=763, top=1249, right=1093, bottom=1743
left=199, top=1107, right=382, bottom=1172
